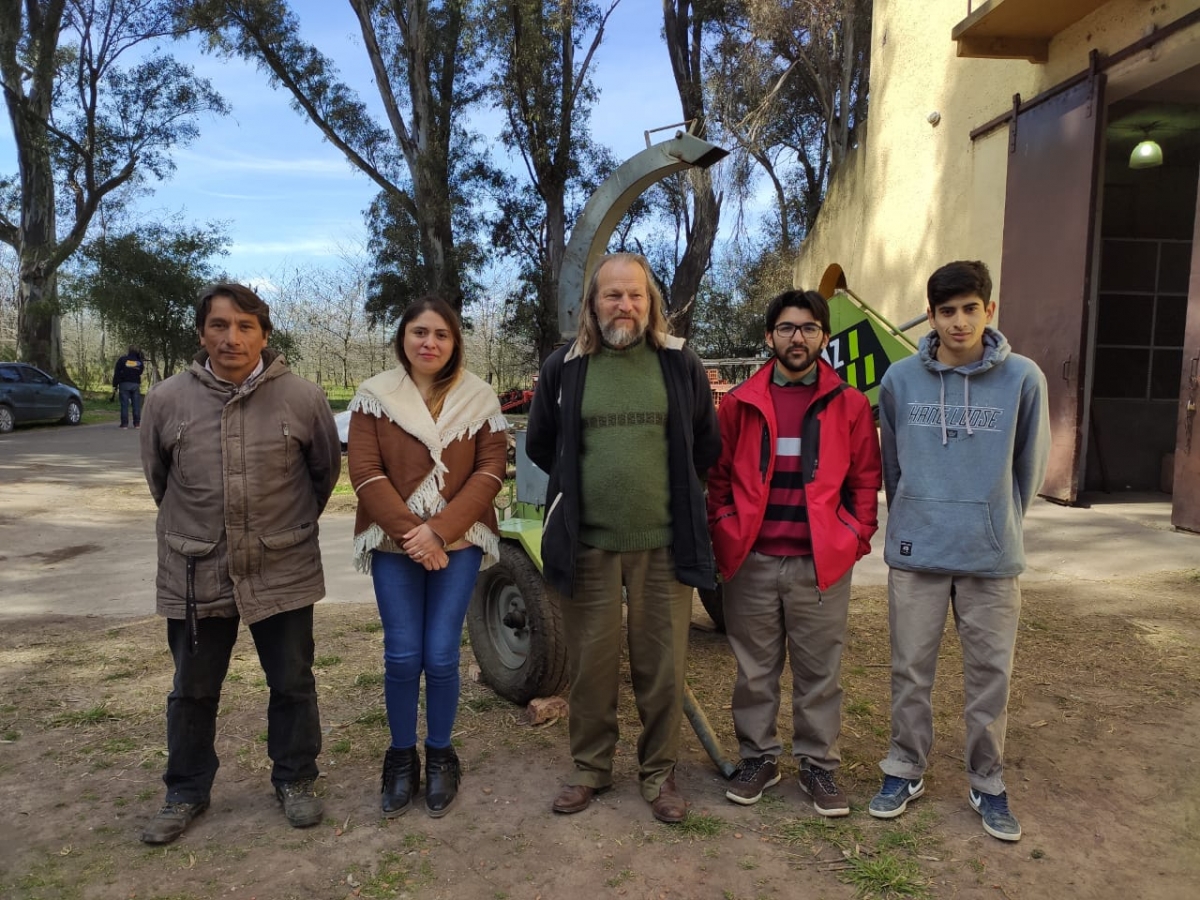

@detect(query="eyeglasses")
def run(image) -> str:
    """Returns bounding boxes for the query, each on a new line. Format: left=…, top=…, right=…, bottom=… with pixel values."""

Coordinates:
left=772, top=322, right=823, bottom=340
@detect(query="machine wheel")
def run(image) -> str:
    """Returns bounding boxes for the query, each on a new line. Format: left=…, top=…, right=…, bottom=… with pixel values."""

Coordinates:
left=0, top=404, right=13, bottom=433
left=62, top=398, right=82, bottom=425
left=468, top=541, right=568, bottom=705
left=698, top=583, right=726, bottom=634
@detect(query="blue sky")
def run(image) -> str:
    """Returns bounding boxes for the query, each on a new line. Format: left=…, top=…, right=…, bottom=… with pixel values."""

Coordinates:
left=1, top=1, right=698, bottom=287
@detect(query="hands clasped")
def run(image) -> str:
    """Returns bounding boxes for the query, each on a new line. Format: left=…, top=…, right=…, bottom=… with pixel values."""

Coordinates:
left=402, top=523, right=448, bottom=570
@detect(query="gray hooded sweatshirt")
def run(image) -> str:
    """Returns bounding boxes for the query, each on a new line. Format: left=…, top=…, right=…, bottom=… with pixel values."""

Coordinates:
left=878, top=328, right=1050, bottom=576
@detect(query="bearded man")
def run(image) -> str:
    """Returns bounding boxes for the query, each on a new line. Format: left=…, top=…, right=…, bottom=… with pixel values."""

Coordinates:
left=526, top=252, right=721, bottom=824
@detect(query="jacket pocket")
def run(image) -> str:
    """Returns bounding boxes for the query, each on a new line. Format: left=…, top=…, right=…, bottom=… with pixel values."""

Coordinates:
left=887, top=496, right=1002, bottom=571
left=834, top=504, right=865, bottom=560
left=543, top=492, right=563, bottom=533
left=259, top=522, right=321, bottom=589
left=172, top=422, right=188, bottom=485
left=161, top=531, right=222, bottom=605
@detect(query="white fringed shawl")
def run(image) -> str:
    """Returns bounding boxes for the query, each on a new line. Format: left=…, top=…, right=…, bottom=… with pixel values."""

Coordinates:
left=349, top=366, right=507, bottom=574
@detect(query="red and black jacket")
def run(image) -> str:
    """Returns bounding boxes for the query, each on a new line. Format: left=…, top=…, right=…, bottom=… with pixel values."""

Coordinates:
left=707, top=358, right=882, bottom=591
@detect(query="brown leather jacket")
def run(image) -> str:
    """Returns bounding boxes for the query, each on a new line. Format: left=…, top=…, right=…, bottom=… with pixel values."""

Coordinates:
left=140, top=349, right=341, bottom=624
left=348, top=411, right=506, bottom=560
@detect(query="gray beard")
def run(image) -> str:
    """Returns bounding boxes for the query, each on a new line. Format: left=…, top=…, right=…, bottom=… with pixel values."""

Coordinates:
left=601, top=321, right=646, bottom=348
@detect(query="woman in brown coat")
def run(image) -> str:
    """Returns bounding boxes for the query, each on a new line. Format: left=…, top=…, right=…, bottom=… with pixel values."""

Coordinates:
left=348, top=297, right=506, bottom=818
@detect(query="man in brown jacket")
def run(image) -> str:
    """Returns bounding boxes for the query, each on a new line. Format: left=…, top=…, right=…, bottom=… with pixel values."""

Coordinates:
left=139, top=283, right=341, bottom=845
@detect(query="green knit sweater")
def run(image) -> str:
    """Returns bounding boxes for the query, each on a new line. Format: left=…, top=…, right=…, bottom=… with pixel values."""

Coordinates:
left=578, top=339, right=672, bottom=551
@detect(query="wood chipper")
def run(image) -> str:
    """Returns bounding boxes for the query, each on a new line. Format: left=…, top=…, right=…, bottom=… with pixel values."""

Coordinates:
left=465, top=127, right=921, bottom=778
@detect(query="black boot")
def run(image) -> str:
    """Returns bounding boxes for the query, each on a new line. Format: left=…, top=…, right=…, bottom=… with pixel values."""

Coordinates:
left=381, top=746, right=420, bottom=817
left=424, top=744, right=461, bottom=818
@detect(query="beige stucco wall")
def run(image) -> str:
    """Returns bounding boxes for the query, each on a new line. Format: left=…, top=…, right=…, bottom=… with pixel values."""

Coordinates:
left=797, top=0, right=1200, bottom=327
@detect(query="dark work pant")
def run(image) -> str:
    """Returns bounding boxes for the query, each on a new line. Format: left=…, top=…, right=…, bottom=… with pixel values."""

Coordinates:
left=163, top=606, right=321, bottom=803
left=117, top=382, right=141, bottom=426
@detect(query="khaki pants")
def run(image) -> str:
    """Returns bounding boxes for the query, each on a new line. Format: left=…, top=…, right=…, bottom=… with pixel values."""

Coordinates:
left=561, top=544, right=693, bottom=801
left=724, top=552, right=852, bottom=770
left=881, top=569, right=1021, bottom=796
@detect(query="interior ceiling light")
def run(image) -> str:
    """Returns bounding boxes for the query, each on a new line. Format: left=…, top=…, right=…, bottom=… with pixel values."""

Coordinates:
left=1130, top=125, right=1164, bottom=170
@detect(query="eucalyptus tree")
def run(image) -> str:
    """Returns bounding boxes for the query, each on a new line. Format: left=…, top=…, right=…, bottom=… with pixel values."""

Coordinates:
left=0, top=0, right=226, bottom=374
left=659, top=0, right=722, bottom=339
left=707, top=0, right=871, bottom=247
left=181, top=0, right=491, bottom=316
left=484, top=0, right=620, bottom=362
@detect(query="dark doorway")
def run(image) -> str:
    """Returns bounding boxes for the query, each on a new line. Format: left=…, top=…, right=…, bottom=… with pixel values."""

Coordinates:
left=1091, top=67, right=1200, bottom=530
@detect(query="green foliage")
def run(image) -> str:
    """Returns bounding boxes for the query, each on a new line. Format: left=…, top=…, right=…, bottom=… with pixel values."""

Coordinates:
left=0, top=0, right=227, bottom=371
left=184, top=0, right=492, bottom=319
left=66, top=220, right=228, bottom=377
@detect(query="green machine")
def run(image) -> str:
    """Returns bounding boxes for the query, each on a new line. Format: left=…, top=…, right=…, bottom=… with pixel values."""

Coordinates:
left=464, top=130, right=920, bottom=778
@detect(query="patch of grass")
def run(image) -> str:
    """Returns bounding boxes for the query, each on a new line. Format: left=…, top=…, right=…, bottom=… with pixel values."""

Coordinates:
left=464, top=694, right=505, bottom=713
left=354, top=671, right=384, bottom=687
left=328, top=738, right=352, bottom=755
left=776, top=816, right=859, bottom=846
left=845, top=697, right=874, bottom=718
left=351, top=621, right=384, bottom=634
left=226, top=672, right=243, bottom=682
left=675, top=811, right=724, bottom=838
left=359, top=850, right=435, bottom=898
left=355, top=708, right=388, bottom=727
left=840, top=850, right=930, bottom=899
left=875, top=809, right=939, bottom=856
left=605, top=868, right=633, bottom=888
left=49, top=704, right=119, bottom=727
left=3, top=729, right=20, bottom=741
left=100, top=737, right=137, bottom=753
left=738, top=856, right=758, bottom=870
left=314, top=654, right=342, bottom=668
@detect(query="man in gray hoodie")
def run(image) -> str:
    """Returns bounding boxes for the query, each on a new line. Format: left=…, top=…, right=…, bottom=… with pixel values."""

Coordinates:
left=867, top=260, right=1049, bottom=842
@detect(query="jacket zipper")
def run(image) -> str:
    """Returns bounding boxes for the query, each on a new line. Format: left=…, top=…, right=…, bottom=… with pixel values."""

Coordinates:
left=282, top=421, right=290, bottom=475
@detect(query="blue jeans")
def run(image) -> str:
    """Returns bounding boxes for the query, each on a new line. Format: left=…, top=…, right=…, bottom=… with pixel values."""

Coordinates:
left=163, top=606, right=321, bottom=803
left=371, top=546, right=483, bottom=750
left=118, top=381, right=142, bottom=426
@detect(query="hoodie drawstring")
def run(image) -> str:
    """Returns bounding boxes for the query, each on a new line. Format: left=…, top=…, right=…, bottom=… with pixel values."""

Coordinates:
left=963, top=374, right=974, bottom=436
left=938, top=372, right=948, bottom=447
left=937, top=370, right=975, bottom=446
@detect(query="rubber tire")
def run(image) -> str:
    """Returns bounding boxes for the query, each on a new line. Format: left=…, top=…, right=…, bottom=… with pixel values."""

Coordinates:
left=698, top=583, right=726, bottom=634
left=0, top=405, right=13, bottom=433
left=467, top=541, right=568, bottom=705
left=62, top=398, right=82, bottom=425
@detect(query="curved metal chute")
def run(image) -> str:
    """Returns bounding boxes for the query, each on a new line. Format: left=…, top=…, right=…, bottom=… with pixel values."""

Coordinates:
left=556, top=131, right=729, bottom=339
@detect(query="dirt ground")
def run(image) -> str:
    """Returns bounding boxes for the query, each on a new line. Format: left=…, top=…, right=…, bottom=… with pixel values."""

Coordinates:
left=2, top=425, right=1199, bottom=899
left=2, top=569, right=1198, bottom=900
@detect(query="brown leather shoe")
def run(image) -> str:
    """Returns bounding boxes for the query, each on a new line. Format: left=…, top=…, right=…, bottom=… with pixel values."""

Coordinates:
left=650, top=775, right=688, bottom=824
left=552, top=783, right=611, bottom=814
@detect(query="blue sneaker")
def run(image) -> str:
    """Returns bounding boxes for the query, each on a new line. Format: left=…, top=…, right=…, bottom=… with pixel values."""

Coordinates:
left=969, top=789, right=1022, bottom=841
left=868, top=775, right=925, bottom=819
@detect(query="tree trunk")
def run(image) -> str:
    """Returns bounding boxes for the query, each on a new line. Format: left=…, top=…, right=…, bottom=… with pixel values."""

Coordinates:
left=16, top=162, right=65, bottom=375
left=663, top=0, right=721, bottom=340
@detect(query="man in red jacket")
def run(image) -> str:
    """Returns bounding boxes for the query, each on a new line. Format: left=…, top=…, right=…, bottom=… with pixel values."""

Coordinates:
left=707, top=289, right=881, bottom=815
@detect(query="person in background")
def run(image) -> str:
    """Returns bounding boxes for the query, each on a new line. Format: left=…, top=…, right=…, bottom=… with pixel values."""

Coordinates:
left=707, top=288, right=881, bottom=815
left=526, top=252, right=721, bottom=824
left=348, top=296, right=507, bottom=819
left=139, top=283, right=341, bottom=845
left=113, top=345, right=145, bottom=428
left=868, top=260, right=1049, bottom=843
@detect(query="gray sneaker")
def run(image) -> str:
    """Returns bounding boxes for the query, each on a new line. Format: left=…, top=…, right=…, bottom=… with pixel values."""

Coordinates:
left=724, top=756, right=782, bottom=806
left=275, top=779, right=323, bottom=828
left=969, top=789, right=1022, bottom=841
left=141, top=799, right=209, bottom=845
left=798, top=766, right=850, bottom=817
left=868, top=775, right=925, bottom=819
